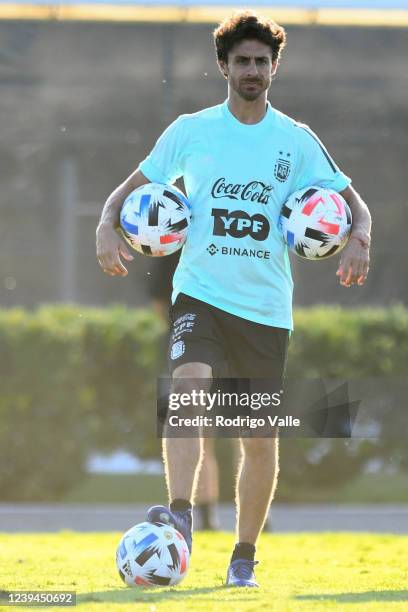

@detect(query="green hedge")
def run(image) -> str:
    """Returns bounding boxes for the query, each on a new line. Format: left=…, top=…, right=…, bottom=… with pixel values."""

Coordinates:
left=282, top=306, right=408, bottom=497
left=0, top=305, right=407, bottom=501
left=0, top=305, right=165, bottom=500
left=288, top=305, right=408, bottom=377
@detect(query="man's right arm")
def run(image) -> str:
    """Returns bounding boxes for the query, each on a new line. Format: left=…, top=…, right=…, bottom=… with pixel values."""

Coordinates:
left=96, top=168, right=150, bottom=277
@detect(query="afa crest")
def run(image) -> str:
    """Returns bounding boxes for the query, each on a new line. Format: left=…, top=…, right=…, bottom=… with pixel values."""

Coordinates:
left=274, top=156, right=291, bottom=183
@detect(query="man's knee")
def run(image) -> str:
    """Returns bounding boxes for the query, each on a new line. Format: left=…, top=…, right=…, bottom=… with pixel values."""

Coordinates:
left=172, top=362, right=213, bottom=396
left=169, top=363, right=213, bottom=419
left=173, top=361, right=212, bottom=379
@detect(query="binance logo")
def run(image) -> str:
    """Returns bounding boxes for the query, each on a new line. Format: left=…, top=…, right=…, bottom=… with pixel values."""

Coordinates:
left=207, top=243, right=219, bottom=256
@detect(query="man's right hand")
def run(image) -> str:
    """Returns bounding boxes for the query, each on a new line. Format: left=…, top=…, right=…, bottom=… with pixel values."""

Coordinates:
left=96, top=223, right=134, bottom=277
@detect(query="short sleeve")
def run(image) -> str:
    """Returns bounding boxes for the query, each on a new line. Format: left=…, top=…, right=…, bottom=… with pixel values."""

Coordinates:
left=294, top=123, right=351, bottom=193
left=139, top=116, right=186, bottom=184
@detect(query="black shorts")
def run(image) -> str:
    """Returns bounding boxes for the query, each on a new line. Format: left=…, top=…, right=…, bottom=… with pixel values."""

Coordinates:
left=167, top=293, right=289, bottom=380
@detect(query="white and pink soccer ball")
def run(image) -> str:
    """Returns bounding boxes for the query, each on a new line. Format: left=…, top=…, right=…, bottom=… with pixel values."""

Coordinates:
left=116, top=522, right=190, bottom=588
left=120, top=183, right=191, bottom=257
left=280, top=186, right=352, bottom=260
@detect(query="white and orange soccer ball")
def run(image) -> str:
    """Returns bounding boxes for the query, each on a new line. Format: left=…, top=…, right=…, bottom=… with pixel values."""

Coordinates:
left=116, top=522, right=190, bottom=588
left=279, top=186, right=352, bottom=260
left=120, top=183, right=191, bottom=257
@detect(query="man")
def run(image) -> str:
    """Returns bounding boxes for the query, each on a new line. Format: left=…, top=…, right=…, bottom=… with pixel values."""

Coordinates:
left=96, top=10, right=371, bottom=587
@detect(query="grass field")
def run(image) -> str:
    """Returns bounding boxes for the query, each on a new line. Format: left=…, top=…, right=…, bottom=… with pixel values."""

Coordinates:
left=1, top=532, right=408, bottom=611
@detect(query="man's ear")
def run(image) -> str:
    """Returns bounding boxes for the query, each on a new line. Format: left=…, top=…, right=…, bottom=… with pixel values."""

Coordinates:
left=271, top=60, right=278, bottom=77
left=217, top=60, right=228, bottom=79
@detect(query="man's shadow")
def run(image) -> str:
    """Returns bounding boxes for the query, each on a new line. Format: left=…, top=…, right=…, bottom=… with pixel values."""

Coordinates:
left=295, top=590, right=408, bottom=604
left=77, top=585, right=258, bottom=605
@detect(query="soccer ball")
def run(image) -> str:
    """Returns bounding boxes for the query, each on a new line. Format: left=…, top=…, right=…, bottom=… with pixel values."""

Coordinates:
left=120, top=183, right=191, bottom=256
left=116, top=521, right=190, bottom=587
left=279, top=186, right=352, bottom=260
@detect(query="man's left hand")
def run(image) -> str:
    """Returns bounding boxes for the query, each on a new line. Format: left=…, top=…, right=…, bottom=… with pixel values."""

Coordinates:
left=336, top=236, right=370, bottom=287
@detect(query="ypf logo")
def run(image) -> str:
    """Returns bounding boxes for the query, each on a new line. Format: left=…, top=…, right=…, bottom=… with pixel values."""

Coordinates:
left=211, top=209, right=270, bottom=241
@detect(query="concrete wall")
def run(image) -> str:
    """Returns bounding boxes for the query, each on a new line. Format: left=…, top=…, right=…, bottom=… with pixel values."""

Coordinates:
left=1, top=21, right=407, bottom=308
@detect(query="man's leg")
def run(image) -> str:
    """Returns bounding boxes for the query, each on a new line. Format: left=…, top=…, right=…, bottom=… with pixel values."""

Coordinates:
left=236, top=436, right=279, bottom=544
left=163, top=362, right=212, bottom=501
left=226, top=435, right=279, bottom=587
left=148, top=361, right=212, bottom=552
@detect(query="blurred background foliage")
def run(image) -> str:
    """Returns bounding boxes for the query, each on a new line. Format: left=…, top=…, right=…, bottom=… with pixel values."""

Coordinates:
left=0, top=305, right=407, bottom=501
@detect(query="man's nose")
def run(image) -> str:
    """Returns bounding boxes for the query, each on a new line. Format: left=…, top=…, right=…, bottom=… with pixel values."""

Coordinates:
left=245, top=60, right=259, bottom=77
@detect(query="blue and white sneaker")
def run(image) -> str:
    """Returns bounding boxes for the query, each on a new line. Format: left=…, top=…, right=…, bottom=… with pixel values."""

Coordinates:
left=226, top=559, right=259, bottom=587
left=147, top=505, right=193, bottom=554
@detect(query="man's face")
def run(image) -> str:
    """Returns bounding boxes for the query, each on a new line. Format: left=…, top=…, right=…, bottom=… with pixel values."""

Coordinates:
left=219, top=39, right=277, bottom=101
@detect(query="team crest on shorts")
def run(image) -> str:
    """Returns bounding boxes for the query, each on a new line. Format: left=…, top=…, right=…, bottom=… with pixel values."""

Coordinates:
left=274, top=155, right=292, bottom=183
left=171, top=340, right=185, bottom=360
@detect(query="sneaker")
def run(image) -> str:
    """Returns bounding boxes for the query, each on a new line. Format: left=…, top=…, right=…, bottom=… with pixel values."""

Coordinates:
left=147, top=505, right=193, bottom=554
left=226, top=559, right=259, bottom=587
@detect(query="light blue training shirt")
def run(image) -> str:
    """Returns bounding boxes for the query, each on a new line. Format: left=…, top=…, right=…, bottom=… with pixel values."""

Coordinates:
left=139, top=100, right=351, bottom=329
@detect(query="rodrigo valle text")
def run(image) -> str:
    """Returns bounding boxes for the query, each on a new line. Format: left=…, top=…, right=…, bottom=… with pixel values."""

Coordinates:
left=168, top=414, right=301, bottom=429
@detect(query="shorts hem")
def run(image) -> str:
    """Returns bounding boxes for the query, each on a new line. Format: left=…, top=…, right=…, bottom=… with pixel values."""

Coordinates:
left=172, top=288, right=293, bottom=330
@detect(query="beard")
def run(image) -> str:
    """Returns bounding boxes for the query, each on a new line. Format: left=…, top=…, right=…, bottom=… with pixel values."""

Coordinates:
left=238, top=89, right=262, bottom=101
left=231, top=77, right=268, bottom=101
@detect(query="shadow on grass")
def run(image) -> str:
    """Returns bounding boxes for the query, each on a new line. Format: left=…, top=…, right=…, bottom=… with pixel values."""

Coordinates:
left=77, top=585, right=258, bottom=605
left=295, top=590, right=408, bottom=603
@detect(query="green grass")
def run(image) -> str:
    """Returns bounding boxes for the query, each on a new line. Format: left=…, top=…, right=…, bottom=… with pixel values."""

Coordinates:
left=62, top=471, right=408, bottom=504
left=1, top=532, right=408, bottom=611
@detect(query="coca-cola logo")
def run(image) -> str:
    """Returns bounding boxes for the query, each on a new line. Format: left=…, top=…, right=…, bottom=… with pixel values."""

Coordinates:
left=211, top=177, right=273, bottom=205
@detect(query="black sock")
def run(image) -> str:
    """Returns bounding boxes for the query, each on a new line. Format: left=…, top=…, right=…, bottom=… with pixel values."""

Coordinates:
left=231, top=542, right=256, bottom=563
left=170, top=498, right=192, bottom=513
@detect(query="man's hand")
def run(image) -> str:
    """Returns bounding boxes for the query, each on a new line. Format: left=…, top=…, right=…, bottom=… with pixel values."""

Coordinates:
left=95, top=168, right=150, bottom=277
left=337, top=185, right=371, bottom=288
left=336, top=235, right=370, bottom=287
left=96, top=224, right=134, bottom=277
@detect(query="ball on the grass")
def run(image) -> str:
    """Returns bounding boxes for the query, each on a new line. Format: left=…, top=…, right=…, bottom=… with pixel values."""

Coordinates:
left=116, top=521, right=190, bottom=587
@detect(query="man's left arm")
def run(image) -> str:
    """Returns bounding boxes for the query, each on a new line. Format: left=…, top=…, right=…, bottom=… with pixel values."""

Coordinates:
left=337, top=185, right=371, bottom=287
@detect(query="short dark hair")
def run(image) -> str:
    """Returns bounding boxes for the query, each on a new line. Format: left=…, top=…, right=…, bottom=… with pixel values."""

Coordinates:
left=213, top=10, right=287, bottom=64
